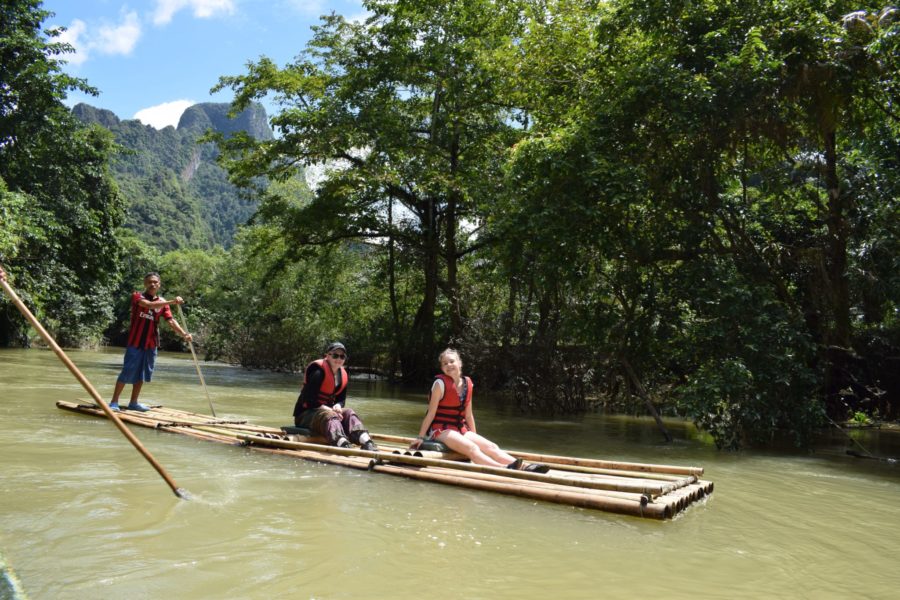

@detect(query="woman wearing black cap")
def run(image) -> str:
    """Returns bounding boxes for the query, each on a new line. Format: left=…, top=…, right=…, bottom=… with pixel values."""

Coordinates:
left=292, top=342, right=377, bottom=451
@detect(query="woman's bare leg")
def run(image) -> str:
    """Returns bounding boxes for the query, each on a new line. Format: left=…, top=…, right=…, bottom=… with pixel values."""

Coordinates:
left=437, top=430, right=512, bottom=467
left=463, top=431, right=516, bottom=465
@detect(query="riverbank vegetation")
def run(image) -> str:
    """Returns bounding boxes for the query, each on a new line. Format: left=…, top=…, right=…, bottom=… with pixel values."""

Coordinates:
left=2, top=0, right=898, bottom=448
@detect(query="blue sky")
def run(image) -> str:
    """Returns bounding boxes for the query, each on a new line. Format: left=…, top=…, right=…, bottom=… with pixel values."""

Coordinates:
left=44, top=0, right=366, bottom=129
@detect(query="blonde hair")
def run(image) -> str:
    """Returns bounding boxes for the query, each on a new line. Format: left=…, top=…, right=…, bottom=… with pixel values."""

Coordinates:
left=438, top=348, right=462, bottom=368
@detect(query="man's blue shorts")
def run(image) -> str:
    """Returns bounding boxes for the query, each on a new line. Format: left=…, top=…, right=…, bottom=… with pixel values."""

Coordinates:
left=117, top=346, right=157, bottom=384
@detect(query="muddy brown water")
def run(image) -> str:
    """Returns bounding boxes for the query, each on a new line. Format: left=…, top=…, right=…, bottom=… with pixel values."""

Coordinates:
left=1, top=348, right=898, bottom=599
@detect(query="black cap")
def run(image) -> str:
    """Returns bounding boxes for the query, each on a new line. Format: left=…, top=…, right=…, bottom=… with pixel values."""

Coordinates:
left=325, top=342, right=347, bottom=355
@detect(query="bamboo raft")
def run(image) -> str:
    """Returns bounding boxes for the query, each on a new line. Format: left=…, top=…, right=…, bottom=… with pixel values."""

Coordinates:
left=56, top=401, right=713, bottom=519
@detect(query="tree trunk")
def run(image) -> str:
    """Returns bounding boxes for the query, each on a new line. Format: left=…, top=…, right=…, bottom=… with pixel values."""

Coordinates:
left=445, top=127, right=463, bottom=339
left=822, top=128, right=852, bottom=408
left=823, top=129, right=851, bottom=349
left=387, top=194, right=402, bottom=380
left=402, top=195, right=440, bottom=383
left=502, top=274, right=518, bottom=348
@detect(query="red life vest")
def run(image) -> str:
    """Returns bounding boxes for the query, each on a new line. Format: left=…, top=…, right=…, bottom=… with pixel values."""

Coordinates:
left=429, top=374, right=472, bottom=432
left=304, top=358, right=348, bottom=406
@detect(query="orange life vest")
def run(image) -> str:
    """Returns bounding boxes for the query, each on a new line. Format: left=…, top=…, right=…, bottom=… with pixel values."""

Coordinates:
left=429, top=374, right=471, bottom=432
left=303, top=358, right=348, bottom=406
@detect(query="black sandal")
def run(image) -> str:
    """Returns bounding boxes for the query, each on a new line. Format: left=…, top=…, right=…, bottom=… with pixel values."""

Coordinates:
left=523, top=463, right=549, bottom=473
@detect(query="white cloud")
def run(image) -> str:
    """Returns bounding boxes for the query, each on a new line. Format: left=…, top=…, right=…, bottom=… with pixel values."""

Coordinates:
left=54, top=12, right=141, bottom=66
left=153, top=0, right=236, bottom=25
left=283, top=0, right=327, bottom=17
left=283, top=1, right=369, bottom=22
left=56, top=19, right=89, bottom=66
left=94, top=11, right=141, bottom=55
left=134, top=100, right=196, bottom=129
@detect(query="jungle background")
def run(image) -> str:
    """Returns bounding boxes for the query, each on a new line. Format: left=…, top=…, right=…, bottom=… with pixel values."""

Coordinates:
left=2, top=0, right=898, bottom=449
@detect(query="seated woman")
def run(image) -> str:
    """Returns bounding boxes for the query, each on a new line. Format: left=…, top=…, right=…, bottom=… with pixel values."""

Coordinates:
left=292, top=342, right=377, bottom=451
left=409, top=348, right=548, bottom=473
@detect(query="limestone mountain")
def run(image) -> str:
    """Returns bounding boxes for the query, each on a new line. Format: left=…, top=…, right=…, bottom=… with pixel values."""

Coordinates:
left=72, top=102, right=273, bottom=251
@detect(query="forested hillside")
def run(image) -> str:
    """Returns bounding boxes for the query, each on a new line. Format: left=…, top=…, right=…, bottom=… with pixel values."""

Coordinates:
left=72, top=102, right=273, bottom=251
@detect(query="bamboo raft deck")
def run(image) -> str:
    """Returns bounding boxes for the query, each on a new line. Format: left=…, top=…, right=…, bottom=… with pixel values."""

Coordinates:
left=56, top=401, right=713, bottom=519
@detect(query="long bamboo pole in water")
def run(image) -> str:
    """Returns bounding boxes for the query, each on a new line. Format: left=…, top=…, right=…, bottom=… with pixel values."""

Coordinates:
left=175, top=304, right=217, bottom=417
left=1, top=269, right=188, bottom=499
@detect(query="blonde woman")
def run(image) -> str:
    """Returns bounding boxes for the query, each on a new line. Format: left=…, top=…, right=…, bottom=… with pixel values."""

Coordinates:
left=410, top=349, right=548, bottom=473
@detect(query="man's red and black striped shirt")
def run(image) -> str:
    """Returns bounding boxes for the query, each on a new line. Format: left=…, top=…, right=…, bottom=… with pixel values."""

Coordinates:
left=126, top=291, right=172, bottom=349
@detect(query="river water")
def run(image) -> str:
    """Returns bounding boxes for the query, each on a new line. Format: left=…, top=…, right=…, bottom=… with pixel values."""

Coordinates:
left=0, top=348, right=898, bottom=599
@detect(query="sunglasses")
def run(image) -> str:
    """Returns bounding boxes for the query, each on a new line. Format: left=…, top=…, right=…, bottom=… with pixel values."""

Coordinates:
left=329, top=353, right=347, bottom=359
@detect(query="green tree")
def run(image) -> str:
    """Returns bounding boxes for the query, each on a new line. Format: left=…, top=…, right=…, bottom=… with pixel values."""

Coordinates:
left=212, top=0, right=527, bottom=381
left=492, top=0, right=899, bottom=443
left=1, top=0, right=124, bottom=346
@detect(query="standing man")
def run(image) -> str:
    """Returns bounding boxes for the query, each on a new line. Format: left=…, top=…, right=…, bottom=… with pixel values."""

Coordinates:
left=292, top=342, right=378, bottom=451
left=110, top=272, right=191, bottom=412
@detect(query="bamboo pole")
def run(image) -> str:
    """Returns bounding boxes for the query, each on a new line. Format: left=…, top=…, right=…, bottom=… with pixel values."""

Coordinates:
left=175, top=304, right=216, bottom=417
left=408, top=448, right=466, bottom=461
left=149, top=406, right=265, bottom=429
left=369, top=462, right=672, bottom=519
left=151, top=405, right=240, bottom=421
left=371, top=432, right=704, bottom=476
left=494, top=457, right=694, bottom=482
left=239, top=434, right=672, bottom=496
left=57, top=402, right=242, bottom=445
left=510, top=451, right=703, bottom=476
left=621, top=357, right=673, bottom=443
left=0, top=270, right=188, bottom=499
left=227, top=441, right=670, bottom=518
left=62, top=402, right=269, bottom=441
left=423, top=464, right=653, bottom=505
left=247, top=444, right=672, bottom=518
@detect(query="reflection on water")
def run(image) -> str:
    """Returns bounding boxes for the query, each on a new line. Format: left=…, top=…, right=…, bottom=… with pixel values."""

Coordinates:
left=1, top=348, right=899, bottom=599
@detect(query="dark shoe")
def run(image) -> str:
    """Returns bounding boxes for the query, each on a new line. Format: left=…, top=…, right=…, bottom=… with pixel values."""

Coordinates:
left=126, top=402, right=151, bottom=412
left=361, top=440, right=378, bottom=452
left=506, top=458, right=523, bottom=470
left=335, top=437, right=351, bottom=448
left=523, top=463, right=550, bottom=474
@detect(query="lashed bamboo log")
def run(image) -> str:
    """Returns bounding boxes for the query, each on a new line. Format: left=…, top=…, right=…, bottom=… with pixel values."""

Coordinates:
left=57, top=402, right=238, bottom=445
left=367, top=462, right=671, bottom=519
left=239, top=434, right=672, bottom=497
left=532, top=461, right=693, bottom=482
left=503, top=450, right=703, bottom=477
left=422, top=465, right=653, bottom=505
left=409, top=449, right=466, bottom=461
left=246, top=440, right=669, bottom=518
left=371, top=433, right=703, bottom=476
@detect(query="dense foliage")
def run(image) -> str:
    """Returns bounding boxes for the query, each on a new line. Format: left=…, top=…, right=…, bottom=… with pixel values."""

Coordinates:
left=1, top=0, right=123, bottom=346
left=3, top=0, right=898, bottom=449
left=206, top=0, right=898, bottom=447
